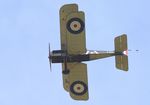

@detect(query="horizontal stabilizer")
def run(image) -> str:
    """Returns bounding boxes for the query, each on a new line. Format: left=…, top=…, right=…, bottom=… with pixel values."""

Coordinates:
left=115, top=55, right=128, bottom=71
left=115, top=34, right=127, bottom=52
left=115, top=34, right=128, bottom=71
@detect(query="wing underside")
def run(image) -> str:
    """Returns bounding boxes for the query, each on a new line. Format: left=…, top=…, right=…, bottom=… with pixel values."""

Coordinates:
left=68, top=63, right=89, bottom=100
left=60, top=4, right=78, bottom=92
left=60, top=4, right=78, bottom=51
left=66, top=12, right=86, bottom=54
left=60, top=4, right=88, bottom=100
left=60, top=4, right=87, bottom=96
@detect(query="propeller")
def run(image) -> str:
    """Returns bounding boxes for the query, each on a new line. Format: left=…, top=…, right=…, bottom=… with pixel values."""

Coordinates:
left=48, top=43, right=52, bottom=72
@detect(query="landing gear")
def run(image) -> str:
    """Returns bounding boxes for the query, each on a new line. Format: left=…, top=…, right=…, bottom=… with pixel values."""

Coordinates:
left=62, top=69, right=70, bottom=75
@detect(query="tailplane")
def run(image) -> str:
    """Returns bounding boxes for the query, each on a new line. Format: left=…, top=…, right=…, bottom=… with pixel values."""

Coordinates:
left=115, top=34, right=128, bottom=71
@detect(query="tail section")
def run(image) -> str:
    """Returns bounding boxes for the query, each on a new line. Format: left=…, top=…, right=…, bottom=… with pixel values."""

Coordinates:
left=115, top=34, right=128, bottom=71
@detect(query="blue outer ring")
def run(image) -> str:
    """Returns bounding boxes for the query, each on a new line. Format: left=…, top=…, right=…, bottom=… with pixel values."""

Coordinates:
left=70, top=81, right=88, bottom=96
left=66, top=18, right=84, bottom=34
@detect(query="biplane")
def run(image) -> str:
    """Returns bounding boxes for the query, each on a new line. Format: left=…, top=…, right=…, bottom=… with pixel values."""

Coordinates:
left=48, top=4, right=128, bottom=101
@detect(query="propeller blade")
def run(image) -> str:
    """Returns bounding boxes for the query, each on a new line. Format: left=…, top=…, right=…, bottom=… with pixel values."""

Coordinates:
left=48, top=43, right=52, bottom=72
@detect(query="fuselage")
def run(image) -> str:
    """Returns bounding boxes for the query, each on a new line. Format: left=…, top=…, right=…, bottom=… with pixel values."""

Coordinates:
left=50, top=50, right=123, bottom=63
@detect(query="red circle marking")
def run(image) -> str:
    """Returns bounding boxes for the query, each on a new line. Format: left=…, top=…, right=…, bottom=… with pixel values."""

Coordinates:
left=77, top=87, right=81, bottom=90
left=74, top=24, right=77, bottom=28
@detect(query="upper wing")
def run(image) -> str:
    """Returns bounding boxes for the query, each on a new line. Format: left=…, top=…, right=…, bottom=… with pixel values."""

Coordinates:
left=60, top=4, right=78, bottom=51
left=68, top=63, right=89, bottom=100
left=60, top=4, right=87, bottom=92
left=60, top=4, right=78, bottom=92
left=60, top=5, right=88, bottom=100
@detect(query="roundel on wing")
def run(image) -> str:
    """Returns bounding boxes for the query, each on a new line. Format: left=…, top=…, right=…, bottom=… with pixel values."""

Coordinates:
left=70, top=81, right=88, bottom=96
left=66, top=18, right=84, bottom=34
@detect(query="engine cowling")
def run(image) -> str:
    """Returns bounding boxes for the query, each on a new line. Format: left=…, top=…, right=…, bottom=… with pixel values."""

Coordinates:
left=51, top=50, right=65, bottom=63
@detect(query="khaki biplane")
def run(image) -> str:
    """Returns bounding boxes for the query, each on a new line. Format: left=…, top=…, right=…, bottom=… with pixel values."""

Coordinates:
left=48, top=4, right=128, bottom=101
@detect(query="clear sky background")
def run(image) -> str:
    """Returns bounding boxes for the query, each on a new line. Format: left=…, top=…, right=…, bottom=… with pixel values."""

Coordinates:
left=0, top=0, right=149, bottom=105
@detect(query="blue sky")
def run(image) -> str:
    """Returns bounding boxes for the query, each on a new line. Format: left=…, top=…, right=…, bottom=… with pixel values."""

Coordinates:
left=0, top=0, right=150, bottom=105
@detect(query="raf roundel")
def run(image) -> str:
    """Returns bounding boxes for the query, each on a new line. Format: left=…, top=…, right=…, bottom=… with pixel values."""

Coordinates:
left=66, top=18, right=84, bottom=34
left=70, top=81, right=88, bottom=96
